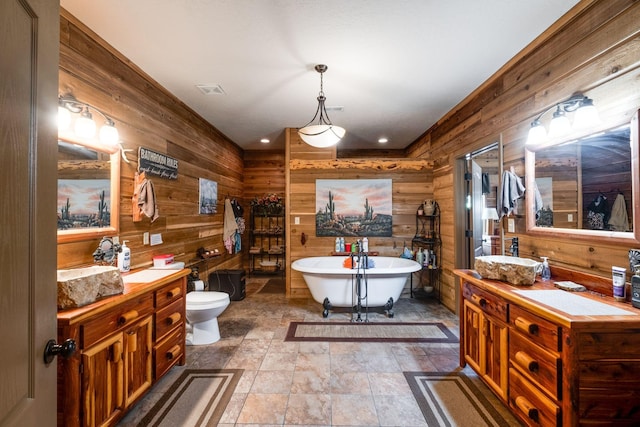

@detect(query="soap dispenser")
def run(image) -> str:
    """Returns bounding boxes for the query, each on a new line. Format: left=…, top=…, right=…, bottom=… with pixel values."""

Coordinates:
left=118, top=240, right=131, bottom=272
left=540, top=256, right=551, bottom=280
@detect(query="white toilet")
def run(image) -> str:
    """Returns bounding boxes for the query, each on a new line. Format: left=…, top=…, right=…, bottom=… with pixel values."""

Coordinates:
left=185, top=291, right=230, bottom=345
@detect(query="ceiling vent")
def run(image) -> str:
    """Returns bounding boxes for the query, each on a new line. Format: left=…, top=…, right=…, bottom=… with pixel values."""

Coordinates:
left=196, top=84, right=226, bottom=95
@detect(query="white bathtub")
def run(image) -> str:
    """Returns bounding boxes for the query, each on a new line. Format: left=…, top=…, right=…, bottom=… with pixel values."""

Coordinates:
left=291, top=256, right=421, bottom=316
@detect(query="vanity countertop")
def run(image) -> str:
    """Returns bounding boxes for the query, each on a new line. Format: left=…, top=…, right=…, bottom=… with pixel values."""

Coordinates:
left=57, top=268, right=190, bottom=324
left=455, top=268, right=640, bottom=329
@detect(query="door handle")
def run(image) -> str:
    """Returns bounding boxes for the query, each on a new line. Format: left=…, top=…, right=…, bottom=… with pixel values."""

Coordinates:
left=44, top=338, right=76, bottom=364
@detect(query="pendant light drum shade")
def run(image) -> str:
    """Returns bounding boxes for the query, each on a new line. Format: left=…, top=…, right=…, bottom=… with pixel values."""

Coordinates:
left=298, top=64, right=345, bottom=148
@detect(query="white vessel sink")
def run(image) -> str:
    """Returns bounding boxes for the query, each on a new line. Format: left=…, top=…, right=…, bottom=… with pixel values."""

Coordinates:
left=474, top=255, right=541, bottom=286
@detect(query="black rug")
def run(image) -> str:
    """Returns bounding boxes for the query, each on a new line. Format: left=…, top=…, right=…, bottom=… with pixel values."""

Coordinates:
left=258, top=277, right=285, bottom=294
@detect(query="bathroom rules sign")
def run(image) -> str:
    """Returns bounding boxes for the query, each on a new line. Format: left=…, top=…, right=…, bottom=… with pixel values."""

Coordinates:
left=138, top=147, right=178, bottom=180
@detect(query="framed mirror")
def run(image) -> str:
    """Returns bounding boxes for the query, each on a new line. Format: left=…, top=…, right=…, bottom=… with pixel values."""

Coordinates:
left=57, top=138, right=120, bottom=243
left=525, top=111, right=639, bottom=244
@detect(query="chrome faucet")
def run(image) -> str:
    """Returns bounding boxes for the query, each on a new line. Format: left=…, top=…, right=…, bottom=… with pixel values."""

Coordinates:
left=506, top=237, right=519, bottom=257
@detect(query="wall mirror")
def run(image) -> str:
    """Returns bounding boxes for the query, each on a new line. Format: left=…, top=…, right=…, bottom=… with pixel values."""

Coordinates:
left=57, top=138, right=120, bottom=243
left=525, top=112, right=639, bottom=244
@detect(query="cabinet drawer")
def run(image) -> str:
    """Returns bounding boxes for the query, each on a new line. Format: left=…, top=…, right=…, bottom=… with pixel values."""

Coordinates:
left=509, top=368, right=561, bottom=427
left=462, top=282, right=508, bottom=323
left=510, top=305, right=560, bottom=352
left=81, top=293, right=154, bottom=348
left=154, top=327, right=184, bottom=380
left=510, top=331, right=561, bottom=400
left=155, top=298, right=183, bottom=341
left=155, top=279, right=184, bottom=309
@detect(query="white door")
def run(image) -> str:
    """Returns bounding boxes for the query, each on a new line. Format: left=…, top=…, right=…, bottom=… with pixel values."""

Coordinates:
left=0, top=0, right=59, bottom=425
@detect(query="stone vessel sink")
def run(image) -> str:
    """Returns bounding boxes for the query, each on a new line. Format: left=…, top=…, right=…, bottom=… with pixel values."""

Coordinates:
left=57, top=266, right=124, bottom=310
left=474, top=255, right=541, bottom=286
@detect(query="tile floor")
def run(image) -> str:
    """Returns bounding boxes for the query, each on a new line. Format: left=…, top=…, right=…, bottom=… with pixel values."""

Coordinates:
left=117, top=277, right=506, bottom=426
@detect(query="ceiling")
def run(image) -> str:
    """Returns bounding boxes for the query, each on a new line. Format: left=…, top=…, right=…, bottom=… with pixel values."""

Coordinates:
left=60, top=0, right=580, bottom=151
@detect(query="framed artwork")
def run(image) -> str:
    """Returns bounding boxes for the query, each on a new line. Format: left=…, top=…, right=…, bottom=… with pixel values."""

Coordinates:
left=58, top=179, right=111, bottom=230
left=199, top=178, right=218, bottom=214
left=315, top=179, right=392, bottom=237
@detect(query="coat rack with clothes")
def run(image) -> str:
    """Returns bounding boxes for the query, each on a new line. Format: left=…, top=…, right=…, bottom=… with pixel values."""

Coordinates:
left=223, top=197, right=245, bottom=254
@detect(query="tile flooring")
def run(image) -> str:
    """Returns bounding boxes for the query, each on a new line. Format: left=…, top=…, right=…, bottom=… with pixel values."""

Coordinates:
left=116, top=277, right=491, bottom=426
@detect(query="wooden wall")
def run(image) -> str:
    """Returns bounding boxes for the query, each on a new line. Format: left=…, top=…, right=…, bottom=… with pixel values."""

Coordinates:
left=285, top=129, right=434, bottom=299
left=57, top=9, right=245, bottom=280
left=406, top=0, right=640, bottom=311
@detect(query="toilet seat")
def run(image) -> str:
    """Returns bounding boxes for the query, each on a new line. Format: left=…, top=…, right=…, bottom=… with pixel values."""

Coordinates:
left=186, top=291, right=229, bottom=306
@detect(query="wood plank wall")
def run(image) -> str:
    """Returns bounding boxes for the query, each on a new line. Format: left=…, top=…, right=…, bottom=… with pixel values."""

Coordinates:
left=57, top=9, right=245, bottom=282
left=406, top=0, right=640, bottom=311
left=285, top=129, right=434, bottom=299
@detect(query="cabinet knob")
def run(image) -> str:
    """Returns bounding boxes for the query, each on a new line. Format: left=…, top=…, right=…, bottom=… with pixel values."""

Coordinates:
left=166, top=313, right=181, bottom=325
left=118, top=309, right=139, bottom=325
left=471, top=294, right=487, bottom=308
left=167, top=287, right=181, bottom=299
left=515, top=350, right=539, bottom=372
left=166, top=344, right=181, bottom=360
left=515, top=396, right=539, bottom=421
left=514, top=317, right=539, bottom=335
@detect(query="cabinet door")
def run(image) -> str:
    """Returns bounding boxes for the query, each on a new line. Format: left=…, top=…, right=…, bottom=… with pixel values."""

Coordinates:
left=124, top=315, right=153, bottom=407
left=82, top=333, right=125, bottom=427
left=462, top=300, right=484, bottom=373
left=484, top=318, right=508, bottom=400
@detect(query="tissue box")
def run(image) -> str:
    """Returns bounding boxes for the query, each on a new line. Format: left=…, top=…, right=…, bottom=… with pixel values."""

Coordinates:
left=153, top=254, right=174, bottom=268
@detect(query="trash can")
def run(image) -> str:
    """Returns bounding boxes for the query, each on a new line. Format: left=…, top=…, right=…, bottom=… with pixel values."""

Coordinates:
left=208, top=269, right=246, bottom=301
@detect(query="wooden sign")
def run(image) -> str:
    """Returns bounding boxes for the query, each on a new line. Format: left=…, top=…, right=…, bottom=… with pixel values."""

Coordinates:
left=138, top=147, right=178, bottom=180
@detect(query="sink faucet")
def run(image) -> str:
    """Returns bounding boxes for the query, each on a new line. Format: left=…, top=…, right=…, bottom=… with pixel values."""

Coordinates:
left=506, top=237, right=519, bottom=257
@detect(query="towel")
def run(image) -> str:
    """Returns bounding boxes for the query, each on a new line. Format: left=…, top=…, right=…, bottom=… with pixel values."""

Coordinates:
left=137, top=178, right=159, bottom=222
left=609, top=193, right=629, bottom=231
left=498, top=170, right=526, bottom=219
left=223, top=198, right=238, bottom=254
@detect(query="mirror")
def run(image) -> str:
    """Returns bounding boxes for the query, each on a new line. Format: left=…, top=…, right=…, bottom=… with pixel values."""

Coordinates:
left=526, top=112, right=639, bottom=244
left=57, top=138, right=120, bottom=243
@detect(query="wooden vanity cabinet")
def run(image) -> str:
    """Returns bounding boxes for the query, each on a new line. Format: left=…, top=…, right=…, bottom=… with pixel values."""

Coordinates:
left=457, top=269, right=640, bottom=427
left=461, top=283, right=508, bottom=400
left=57, top=270, right=188, bottom=427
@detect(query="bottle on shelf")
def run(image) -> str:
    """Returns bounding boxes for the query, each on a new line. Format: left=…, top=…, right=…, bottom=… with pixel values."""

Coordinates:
left=335, top=237, right=341, bottom=252
left=541, top=257, right=551, bottom=280
left=416, top=248, right=424, bottom=265
left=362, top=237, right=369, bottom=252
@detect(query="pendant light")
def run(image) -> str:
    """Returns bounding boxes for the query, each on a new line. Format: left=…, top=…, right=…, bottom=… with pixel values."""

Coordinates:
left=298, top=64, right=345, bottom=148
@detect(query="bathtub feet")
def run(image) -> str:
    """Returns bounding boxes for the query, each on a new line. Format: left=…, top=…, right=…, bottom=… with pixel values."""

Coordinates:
left=385, top=297, right=395, bottom=318
left=322, top=297, right=332, bottom=318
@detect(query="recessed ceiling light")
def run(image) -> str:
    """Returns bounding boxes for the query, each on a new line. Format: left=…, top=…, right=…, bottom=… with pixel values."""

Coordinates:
left=260, top=138, right=270, bottom=144
left=378, top=137, right=388, bottom=144
left=195, top=84, right=225, bottom=95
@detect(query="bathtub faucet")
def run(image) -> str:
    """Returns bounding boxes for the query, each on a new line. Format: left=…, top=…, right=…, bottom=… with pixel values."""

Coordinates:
left=505, top=237, right=519, bottom=257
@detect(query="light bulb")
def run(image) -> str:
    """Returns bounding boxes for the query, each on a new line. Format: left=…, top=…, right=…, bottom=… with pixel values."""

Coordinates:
left=548, top=108, right=571, bottom=138
left=99, top=121, right=119, bottom=146
left=526, top=120, right=547, bottom=147
left=58, top=106, right=71, bottom=131
left=74, top=107, right=96, bottom=138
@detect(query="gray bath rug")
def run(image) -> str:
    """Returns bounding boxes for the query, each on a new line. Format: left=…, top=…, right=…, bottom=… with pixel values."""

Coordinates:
left=285, top=321, right=457, bottom=342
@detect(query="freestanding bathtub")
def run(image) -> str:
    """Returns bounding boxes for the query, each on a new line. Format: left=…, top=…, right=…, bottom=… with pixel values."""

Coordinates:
left=291, top=256, right=421, bottom=317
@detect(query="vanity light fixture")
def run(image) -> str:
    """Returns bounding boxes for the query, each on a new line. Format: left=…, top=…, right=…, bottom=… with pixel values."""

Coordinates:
left=58, top=95, right=120, bottom=146
left=298, top=64, right=345, bottom=148
left=526, top=93, right=599, bottom=148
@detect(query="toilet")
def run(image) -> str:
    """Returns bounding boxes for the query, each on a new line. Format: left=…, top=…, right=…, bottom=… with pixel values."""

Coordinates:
left=185, top=291, right=230, bottom=345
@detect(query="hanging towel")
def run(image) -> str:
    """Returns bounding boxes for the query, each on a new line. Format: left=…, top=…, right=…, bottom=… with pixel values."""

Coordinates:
left=223, top=198, right=238, bottom=254
left=498, top=170, right=526, bottom=219
left=609, top=193, right=629, bottom=231
left=137, top=177, right=159, bottom=222
left=534, top=181, right=544, bottom=220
